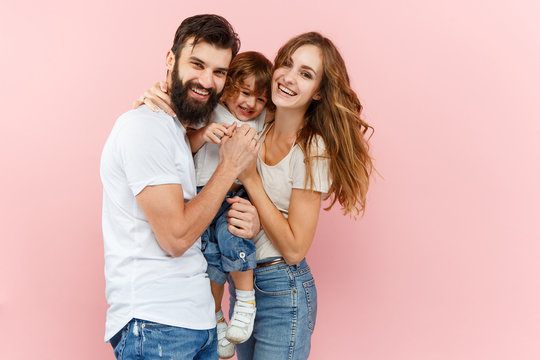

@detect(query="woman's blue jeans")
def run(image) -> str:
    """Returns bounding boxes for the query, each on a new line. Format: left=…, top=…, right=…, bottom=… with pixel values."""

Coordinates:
left=228, top=258, right=317, bottom=360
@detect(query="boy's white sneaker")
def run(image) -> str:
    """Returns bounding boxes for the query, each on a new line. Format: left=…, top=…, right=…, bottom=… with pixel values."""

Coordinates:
left=216, top=312, right=235, bottom=359
left=226, top=300, right=256, bottom=344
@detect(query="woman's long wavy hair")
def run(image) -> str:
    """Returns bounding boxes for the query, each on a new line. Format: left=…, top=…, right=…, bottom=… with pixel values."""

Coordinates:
left=273, top=32, right=374, bottom=217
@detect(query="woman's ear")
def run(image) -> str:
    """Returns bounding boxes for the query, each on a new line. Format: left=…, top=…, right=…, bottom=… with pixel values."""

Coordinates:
left=312, top=91, right=322, bottom=101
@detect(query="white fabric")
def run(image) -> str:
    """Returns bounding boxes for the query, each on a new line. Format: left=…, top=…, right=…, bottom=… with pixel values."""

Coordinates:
left=100, top=105, right=214, bottom=342
left=253, top=126, right=331, bottom=260
left=194, top=103, right=266, bottom=186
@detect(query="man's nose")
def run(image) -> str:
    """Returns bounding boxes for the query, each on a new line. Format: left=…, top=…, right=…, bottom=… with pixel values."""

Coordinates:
left=199, top=69, right=214, bottom=90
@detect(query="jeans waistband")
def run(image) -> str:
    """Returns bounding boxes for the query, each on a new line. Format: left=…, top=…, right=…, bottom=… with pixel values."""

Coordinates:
left=257, top=257, right=285, bottom=268
left=254, top=257, right=309, bottom=276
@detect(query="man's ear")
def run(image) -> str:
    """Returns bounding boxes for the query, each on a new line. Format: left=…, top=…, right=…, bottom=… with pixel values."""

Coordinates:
left=165, top=50, right=175, bottom=71
left=312, top=91, right=322, bottom=101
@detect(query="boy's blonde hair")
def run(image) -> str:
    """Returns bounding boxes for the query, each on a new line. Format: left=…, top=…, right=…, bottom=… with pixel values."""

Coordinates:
left=221, top=51, right=274, bottom=110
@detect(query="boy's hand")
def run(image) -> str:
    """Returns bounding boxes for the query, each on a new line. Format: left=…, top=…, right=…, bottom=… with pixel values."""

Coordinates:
left=202, top=123, right=231, bottom=144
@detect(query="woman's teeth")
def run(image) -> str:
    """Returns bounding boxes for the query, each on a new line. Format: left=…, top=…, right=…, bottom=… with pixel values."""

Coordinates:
left=278, top=84, right=296, bottom=96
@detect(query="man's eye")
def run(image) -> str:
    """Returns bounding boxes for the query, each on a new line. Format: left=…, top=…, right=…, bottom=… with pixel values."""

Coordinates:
left=215, top=70, right=227, bottom=77
left=193, top=62, right=203, bottom=69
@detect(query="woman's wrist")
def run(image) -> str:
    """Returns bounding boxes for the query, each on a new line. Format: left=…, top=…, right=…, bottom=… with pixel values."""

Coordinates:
left=241, top=171, right=261, bottom=191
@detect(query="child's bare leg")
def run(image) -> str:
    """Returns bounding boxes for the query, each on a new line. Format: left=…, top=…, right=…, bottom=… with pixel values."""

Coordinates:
left=212, top=280, right=235, bottom=358
left=210, top=280, right=224, bottom=313
left=230, top=270, right=254, bottom=291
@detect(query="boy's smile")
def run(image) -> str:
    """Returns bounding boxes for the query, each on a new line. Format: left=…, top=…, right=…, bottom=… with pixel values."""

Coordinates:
left=224, top=75, right=267, bottom=122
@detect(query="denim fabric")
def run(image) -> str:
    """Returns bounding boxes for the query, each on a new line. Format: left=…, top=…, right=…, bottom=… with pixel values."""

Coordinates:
left=228, top=258, right=317, bottom=360
left=110, top=318, right=217, bottom=360
left=197, top=186, right=257, bottom=285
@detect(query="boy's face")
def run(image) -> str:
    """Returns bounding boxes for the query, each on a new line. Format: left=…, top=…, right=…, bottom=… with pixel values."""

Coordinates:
left=224, top=75, right=267, bottom=121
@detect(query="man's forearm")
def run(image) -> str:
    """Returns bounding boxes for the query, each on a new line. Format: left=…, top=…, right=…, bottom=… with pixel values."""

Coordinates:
left=179, top=163, right=238, bottom=249
left=136, top=161, right=241, bottom=258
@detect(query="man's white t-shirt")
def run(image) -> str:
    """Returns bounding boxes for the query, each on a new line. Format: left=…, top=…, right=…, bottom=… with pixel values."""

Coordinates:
left=100, top=105, right=214, bottom=342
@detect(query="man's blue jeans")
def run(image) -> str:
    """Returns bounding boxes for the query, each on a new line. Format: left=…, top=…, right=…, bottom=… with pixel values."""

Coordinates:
left=110, top=318, right=217, bottom=360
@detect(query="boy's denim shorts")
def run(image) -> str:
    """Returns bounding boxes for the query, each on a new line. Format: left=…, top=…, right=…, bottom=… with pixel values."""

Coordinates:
left=197, top=186, right=257, bottom=285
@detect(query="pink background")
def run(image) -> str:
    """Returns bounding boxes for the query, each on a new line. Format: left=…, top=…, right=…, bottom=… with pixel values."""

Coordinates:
left=1, top=1, right=539, bottom=359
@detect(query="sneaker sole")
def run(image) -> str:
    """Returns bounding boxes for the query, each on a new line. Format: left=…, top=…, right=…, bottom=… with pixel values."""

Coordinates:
left=226, top=309, right=256, bottom=344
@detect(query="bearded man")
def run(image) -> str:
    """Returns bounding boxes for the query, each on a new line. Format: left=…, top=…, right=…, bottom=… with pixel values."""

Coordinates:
left=100, top=14, right=260, bottom=360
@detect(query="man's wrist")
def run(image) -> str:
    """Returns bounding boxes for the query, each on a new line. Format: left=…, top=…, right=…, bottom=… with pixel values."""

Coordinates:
left=214, top=161, right=239, bottom=184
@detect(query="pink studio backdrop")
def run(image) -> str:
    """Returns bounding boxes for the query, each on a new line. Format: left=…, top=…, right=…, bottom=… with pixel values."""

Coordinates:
left=1, top=1, right=539, bottom=359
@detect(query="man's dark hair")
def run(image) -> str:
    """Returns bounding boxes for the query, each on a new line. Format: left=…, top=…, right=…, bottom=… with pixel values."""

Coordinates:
left=171, top=14, right=240, bottom=60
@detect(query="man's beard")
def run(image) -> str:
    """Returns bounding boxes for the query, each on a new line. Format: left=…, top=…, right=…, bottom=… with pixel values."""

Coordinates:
left=170, top=66, right=221, bottom=127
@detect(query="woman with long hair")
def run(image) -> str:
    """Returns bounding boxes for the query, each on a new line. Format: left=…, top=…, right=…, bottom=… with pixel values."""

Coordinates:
left=137, top=31, right=374, bottom=360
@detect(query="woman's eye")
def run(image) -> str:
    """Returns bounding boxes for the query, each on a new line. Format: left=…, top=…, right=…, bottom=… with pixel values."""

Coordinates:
left=257, top=98, right=267, bottom=103
left=301, top=72, right=312, bottom=79
left=241, top=91, right=250, bottom=96
left=283, top=60, right=292, bottom=67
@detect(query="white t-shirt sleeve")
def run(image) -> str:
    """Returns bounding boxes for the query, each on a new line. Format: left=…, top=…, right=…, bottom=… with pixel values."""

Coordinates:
left=291, top=136, right=331, bottom=194
left=118, top=116, right=183, bottom=196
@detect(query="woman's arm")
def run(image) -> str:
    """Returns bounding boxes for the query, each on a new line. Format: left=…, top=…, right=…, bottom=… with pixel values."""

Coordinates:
left=133, top=81, right=176, bottom=117
left=241, top=171, right=322, bottom=265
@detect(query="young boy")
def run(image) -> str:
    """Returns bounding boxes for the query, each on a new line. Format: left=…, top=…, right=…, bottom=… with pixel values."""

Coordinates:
left=187, top=52, right=272, bottom=358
